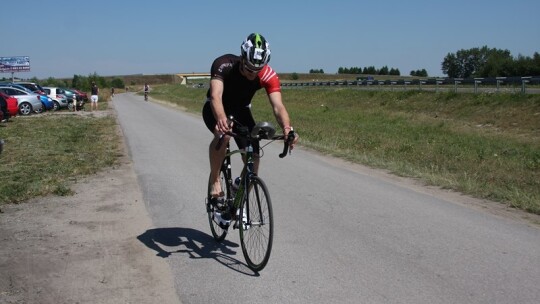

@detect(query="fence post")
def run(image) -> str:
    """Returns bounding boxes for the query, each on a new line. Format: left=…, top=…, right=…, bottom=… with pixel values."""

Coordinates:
left=521, top=76, right=531, bottom=94
left=436, top=79, right=444, bottom=92
left=454, top=78, right=462, bottom=93
left=474, top=78, right=483, bottom=94
left=496, top=77, right=506, bottom=93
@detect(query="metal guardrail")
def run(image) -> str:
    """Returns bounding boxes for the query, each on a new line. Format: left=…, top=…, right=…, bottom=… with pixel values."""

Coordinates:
left=281, top=76, right=540, bottom=94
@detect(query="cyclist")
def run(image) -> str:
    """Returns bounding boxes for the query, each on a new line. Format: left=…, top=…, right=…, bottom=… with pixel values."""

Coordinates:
left=203, top=33, right=298, bottom=212
left=144, top=83, right=149, bottom=101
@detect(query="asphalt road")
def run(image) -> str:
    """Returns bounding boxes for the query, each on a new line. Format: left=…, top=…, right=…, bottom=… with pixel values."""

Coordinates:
left=114, top=92, right=540, bottom=304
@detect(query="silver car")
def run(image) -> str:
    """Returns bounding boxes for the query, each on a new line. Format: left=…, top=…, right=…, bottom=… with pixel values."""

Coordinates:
left=0, top=86, right=43, bottom=115
left=43, top=87, right=69, bottom=110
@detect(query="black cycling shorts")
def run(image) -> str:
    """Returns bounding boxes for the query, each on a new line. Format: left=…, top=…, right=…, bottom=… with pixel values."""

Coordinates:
left=202, top=102, right=260, bottom=153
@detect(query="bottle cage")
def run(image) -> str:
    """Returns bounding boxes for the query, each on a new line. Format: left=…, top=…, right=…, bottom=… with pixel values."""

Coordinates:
left=251, top=122, right=276, bottom=139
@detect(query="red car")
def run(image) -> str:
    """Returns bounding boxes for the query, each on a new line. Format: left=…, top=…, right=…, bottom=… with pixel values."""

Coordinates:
left=0, top=91, right=19, bottom=120
left=70, top=88, right=88, bottom=102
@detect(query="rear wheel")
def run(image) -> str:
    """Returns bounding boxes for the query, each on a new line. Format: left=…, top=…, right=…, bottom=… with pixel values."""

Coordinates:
left=207, top=163, right=230, bottom=242
left=18, top=102, right=32, bottom=116
left=240, top=176, right=273, bottom=272
left=53, top=101, right=60, bottom=111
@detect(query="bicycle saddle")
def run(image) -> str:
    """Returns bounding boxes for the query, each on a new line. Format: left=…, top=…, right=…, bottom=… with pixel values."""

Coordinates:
left=251, top=122, right=276, bottom=139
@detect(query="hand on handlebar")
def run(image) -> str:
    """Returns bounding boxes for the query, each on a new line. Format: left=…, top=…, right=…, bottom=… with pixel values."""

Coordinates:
left=215, top=118, right=230, bottom=135
left=279, top=129, right=298, bottom=158
left=285, top=129, right=298, bottom=151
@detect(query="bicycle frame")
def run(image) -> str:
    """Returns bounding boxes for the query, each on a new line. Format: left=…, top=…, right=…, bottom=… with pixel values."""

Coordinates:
left=222, top=141, right=255, bottom=216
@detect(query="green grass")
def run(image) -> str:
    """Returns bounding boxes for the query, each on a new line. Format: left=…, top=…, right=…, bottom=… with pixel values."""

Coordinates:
left=150, top=84, right=540, bottom=214
left=0, top=110, right=120, bottom=204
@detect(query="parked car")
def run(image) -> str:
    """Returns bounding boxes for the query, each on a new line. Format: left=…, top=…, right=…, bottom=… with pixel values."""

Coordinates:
left=39, top=94, right=54, bottom=111
left=70, top=88, right=88, bottom=102
left=43, top=87, right=69, bottom=111
left=0, top=83, right=53, bottom=111
left=12, top=82, right=46, bottom=95
left=0, top=86, right=43, bottom=115
left=0, top=91, right=18, bottom=120
left=61, top=88, right=85, bottom=111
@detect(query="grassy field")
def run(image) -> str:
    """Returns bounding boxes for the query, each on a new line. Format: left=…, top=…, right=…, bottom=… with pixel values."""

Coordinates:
left=1, top=85, right=538, bottom=217
left=0, top=98, right=119, bottom=204
left=149, top=84, right=540, bottom=215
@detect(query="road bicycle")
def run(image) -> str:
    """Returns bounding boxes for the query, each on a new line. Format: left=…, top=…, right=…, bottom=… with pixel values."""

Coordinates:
left=205, top=117, right=295, bottom=271
left=144, top=91, right=148, bottom=101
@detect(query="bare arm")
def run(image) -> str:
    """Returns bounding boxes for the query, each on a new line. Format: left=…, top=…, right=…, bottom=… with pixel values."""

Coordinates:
left=268, top=91, right=298, bottom=146
left=209, top=79, right=230, bottom=134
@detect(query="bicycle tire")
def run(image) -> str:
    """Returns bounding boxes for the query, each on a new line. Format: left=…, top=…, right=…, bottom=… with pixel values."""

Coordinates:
left=239, top=176, right=274, bottom=271
left=207, top=166, right=230, bottom=242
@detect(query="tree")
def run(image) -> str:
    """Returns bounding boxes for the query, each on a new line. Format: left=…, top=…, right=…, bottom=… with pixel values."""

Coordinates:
left=441, top=46, right=491, bottom=78
left=441, top=46, right=540, bottom=77
left=360, top=66, right=377, bottom=74
left=111, top=78, right=125, bottom=88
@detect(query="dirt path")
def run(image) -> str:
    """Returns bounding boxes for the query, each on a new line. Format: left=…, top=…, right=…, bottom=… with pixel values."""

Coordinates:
left=0, top=107, right=181, bottom=304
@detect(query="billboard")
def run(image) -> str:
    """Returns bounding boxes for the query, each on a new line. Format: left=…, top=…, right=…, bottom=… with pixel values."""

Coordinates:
left=0, top=56, right=31, bottom=73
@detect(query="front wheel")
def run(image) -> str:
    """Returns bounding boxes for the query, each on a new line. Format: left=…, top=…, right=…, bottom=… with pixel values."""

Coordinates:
left=240, top=176, right=274, bottom=272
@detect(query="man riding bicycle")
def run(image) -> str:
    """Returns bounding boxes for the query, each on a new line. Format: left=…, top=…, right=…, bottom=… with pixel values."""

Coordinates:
left=144, top=83, right=149, bottom=101
left=203, top=33, right=298, bottom=212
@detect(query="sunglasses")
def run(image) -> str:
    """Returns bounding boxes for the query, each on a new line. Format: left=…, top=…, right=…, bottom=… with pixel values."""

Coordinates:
left=242, top=62, right=262, bottom=74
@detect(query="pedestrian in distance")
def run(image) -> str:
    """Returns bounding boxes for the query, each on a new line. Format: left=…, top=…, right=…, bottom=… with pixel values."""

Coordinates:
left=90, top=81, right=99, bottom=111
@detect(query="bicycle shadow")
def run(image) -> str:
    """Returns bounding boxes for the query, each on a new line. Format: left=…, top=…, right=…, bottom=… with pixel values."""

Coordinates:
left=137, top=227, right=259, bottom=276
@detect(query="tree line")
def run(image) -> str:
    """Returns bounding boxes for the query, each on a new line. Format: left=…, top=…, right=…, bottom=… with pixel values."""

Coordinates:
left=308, top=46, right=538, bottom=78
left=442, top=46, right=540, bottom=78
left=336, top=66, right=401, bottom=76
left=310, top=66, right=429, bottom=77
left=1, top=73, right=126, bottom=91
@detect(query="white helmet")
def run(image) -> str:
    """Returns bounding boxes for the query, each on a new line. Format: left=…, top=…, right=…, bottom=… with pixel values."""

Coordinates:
left=241, top=33, right=271, bottom=70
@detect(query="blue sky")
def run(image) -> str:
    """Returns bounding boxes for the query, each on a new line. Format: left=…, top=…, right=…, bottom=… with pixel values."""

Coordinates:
left=2, top=0, right=539, bottom=79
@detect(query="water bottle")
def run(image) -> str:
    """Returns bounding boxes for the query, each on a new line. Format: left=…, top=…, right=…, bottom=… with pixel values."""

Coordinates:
left=231, top=177, right=241, bottom=196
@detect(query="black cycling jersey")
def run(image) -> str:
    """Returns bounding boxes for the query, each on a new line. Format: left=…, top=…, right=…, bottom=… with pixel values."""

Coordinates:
left=203, top=54, right=280, bottom=153
left=205, top=54, right=280, bottom=112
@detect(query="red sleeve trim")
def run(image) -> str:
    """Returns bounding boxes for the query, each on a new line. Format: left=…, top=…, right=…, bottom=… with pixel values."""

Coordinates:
left=259, top=65, right=281, bottom=94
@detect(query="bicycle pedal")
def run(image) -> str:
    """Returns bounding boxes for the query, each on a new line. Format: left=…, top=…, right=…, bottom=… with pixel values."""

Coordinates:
left=209, top=197, right=226, bottom=208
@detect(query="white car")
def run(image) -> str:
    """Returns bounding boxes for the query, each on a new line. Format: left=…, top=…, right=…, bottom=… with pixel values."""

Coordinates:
left=0, top=86, right=43, bottom=115
left=43, top=87, right=69, bottom=111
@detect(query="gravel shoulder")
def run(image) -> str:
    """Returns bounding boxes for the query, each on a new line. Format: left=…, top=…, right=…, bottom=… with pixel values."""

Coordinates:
left=0, top=106, right=181, bottom=304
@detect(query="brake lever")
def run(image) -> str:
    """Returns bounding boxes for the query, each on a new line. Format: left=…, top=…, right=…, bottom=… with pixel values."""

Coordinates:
left=279, top=130, right=295, bottom=158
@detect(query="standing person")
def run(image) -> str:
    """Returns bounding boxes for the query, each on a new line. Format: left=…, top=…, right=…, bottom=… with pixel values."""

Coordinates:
left=90, top=81, right=99, bottom=111
left=111, top=87, right=115, bottom=98
left=202, top=33, right=298, bottom=222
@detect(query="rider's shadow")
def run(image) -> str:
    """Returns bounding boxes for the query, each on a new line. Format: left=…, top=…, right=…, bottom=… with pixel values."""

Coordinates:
left=137, top=227, right=258, bottom=275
